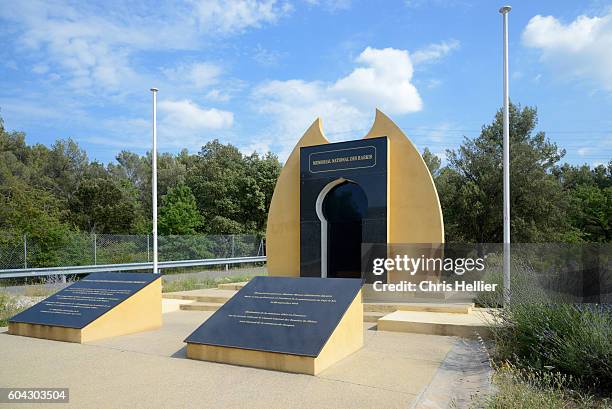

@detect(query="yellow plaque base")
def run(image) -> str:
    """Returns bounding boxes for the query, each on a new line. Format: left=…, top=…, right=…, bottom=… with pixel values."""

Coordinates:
left=186, top=289, right=363, bottom=375
left=8, top=278, right=162, bottom=343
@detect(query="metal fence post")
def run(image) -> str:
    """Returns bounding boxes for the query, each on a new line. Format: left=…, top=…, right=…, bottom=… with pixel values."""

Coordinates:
left=23, top=234, right=27, bottom=269
left=231, top=235, right=235, bottom=257
left=93, top=233, right=97, bottom=265
left=147, top=235, right=150, bottom=262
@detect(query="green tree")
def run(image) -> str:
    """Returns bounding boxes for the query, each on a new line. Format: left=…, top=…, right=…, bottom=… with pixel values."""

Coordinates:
left=241, top=152, right=282, bottom=233
left=422, top=148, right=442, bottom=177
left=42, top=139, right=88, bottom=201
left=69, top=177, right=136, bottom=233
left=570, top=185, right=611, bottom=242
left=437, top=103, right=574, bottom=243
left=158, top=184, right=201, bottom=235
left=0, top=179, right=73, bottom=267
left=186, top=140, right=281, bottom=234
left=187, top=140, right=248, bottom=233
left=553, top=161, right=611, bottom=241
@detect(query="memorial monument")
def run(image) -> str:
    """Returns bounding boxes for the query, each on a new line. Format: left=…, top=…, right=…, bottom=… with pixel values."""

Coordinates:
left=185, top=276, right=362, bottom=375
left=9, top=272, right=162, bottom=343
left=185, top=109, right=444, bottom=373
left=266, top=109, right=444, bottom=285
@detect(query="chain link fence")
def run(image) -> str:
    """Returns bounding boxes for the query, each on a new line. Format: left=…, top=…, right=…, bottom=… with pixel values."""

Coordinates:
left=0, top=234, right=264, bottom=270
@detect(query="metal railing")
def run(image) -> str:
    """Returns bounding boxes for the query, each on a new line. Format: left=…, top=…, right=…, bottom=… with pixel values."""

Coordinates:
left=0, top=233, right=266, bottom=279
left=0, top=234, right=264, bottom=269
left=0, top=256, right=266, bottom=279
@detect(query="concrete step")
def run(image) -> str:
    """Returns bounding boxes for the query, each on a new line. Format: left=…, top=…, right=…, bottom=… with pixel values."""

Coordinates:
left=217, top=282, right=248, bottom=291
left=363, top=311, right=386, bottom=323
left=163, top=288, right=237, bottom=303
left=178, top=304, right=388, bottom=322
left=364, top=302, right=473, bottom=314
left=377, top=310, right=493, bottom=338
left=180, top=302, right=224, bottom=312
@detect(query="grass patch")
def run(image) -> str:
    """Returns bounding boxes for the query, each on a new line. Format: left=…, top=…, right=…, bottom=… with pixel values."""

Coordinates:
left=23, top=285, right=57, bottom=297
left=0, top=292, right=29, bottom=327
left=161, top=263, right=266, bottom=276
left=162, top=274, right=256, bottom=293
left=473, top=363, right=612, bottom=409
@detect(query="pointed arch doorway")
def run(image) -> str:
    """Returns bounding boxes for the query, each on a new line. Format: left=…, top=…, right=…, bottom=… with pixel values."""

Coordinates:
left=316, top=179, right=368, bottom=279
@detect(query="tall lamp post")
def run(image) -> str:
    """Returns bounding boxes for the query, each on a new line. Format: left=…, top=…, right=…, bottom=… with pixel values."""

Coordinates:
left=500, top=5, right=511, bottom=304
left=150, top=88, right=159, bottom=274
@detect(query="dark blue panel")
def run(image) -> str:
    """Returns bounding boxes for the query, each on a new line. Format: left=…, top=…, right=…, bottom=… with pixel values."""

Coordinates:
left=308, top=145, right=376, bottom=173
left=299, top=137, right=387, bottom=279
left=185, top=276, right=362, bottom=357
left=300, top=137, right=387, bottom=180
left=9, top=273, right=159, bottom=329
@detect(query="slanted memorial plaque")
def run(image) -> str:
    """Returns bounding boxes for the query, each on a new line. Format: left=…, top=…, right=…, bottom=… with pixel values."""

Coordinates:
left=9, top=272, right=161, bottom=343
left=185, top=276, right=363, bottom=375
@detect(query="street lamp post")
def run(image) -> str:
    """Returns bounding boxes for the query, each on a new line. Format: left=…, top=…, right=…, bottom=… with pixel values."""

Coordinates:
left=150, top=88, right=159, bottom=274
left=500, top=5, right=511, bottom=304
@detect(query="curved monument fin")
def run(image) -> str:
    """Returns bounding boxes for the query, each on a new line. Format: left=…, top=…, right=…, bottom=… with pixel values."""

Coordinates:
left=364, top=108, right=444, bottom=244
left=266, top=110, right=444, bottom=279
left=266, top=118, right=329, bottom=276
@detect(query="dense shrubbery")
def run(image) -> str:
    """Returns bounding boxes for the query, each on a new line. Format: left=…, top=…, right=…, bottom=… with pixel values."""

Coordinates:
left=490, top=303, right=612, bottom=395
left=478, top=254, right=612, bottom=402
left=1, top=116, right=281, bottom=250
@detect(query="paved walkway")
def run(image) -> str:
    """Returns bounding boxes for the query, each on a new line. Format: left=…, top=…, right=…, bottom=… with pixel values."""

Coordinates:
left=0, top=310, right=488, bottom=408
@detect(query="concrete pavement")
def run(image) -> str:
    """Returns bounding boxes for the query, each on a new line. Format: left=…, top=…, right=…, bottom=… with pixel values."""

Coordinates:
left=0, top=310, right=487, bottom=408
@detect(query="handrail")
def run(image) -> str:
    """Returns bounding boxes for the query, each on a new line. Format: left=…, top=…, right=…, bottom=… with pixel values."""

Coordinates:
left=0, top=256, right=267, bottom=279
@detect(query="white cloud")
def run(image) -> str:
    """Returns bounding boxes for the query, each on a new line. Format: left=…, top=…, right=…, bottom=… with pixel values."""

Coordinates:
left=522, top=11, right=612, bottom=90
left=240, top=139, right=274, bottom=156
left=92, top=99, right=236, bottom=150
left=192, top=0, right=292, bottom=33
left=205, top=89, right=232, bottom=102
left=255, top=79, right=367, bottom=130
left=162, top=62, right=222, bottom=88
left=577, top=147, right=593, bottom=156
left=411, top=39, right=460, bottom=65
left=253, top=46, right=425, bottom=159
left=0, top=0, right=292, bottom=93
left=303, top=0, right=352, bottom=12
left=252, top=44, right=284, bottom=66
left=332, top=47, right=422, bottom=114
left=159, top=99, right=234, bottom=131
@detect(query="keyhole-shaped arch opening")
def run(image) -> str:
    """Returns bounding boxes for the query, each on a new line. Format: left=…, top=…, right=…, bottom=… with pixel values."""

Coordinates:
left=316, top=179, right=368, bottom=278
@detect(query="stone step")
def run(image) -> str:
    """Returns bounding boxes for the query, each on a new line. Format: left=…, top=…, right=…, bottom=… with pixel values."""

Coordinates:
left=163, top=288, right=237, bottom=304
left=217, top=282, right=248, bottom=291
left=377, top=310, right=493, bottom=338
left=364, top=302, right=473, bottom=314
left=179, top=303, right=387, bottom=322
left=363, top=311, right=386, bottom=323
left=180, top=302, right=224, bottom=312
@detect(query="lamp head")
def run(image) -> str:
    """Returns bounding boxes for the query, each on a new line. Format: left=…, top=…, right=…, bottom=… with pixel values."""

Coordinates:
left=499, top=5, right=512, bottom=14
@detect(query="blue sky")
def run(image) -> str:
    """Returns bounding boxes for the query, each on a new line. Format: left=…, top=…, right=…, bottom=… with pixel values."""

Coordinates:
left=1, top=0, right=611, bottom=166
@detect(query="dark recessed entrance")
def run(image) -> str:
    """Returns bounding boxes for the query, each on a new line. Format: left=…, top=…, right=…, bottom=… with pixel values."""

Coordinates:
left=322, top=181, right=367, bottom=279
left=299, top=136, right=387, bottom=282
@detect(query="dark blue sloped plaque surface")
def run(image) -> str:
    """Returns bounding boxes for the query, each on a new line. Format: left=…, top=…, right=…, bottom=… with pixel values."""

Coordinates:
left=185, top=276, right=362, bottom=357
left=10, top=272, right=159, bottom=329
